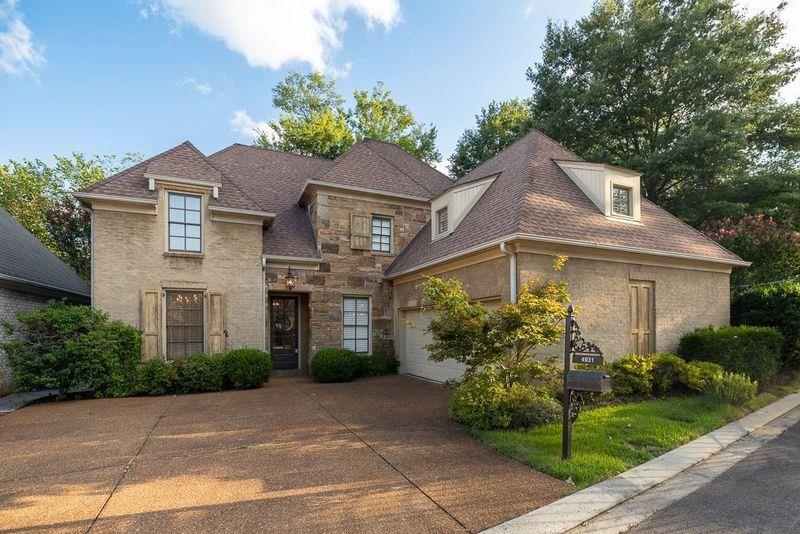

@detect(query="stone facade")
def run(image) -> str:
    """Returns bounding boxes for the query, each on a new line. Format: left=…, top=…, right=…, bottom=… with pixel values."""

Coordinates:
left=92, top=184, right=264, bottom=359
left=265, top=191, right=430, bottom=366
left=0, top=287, right=50, bottom=395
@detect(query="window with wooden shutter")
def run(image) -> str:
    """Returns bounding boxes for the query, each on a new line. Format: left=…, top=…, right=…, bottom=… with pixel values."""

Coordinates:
left=140, top=289, right=161, bottom=360
left=350, top=214, right=371, bottom=250
left=207, top=292, right=226, bottom=355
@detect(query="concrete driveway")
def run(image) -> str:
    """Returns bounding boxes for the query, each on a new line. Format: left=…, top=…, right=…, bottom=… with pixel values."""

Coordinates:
left=0, top=375, right=566, bottom=533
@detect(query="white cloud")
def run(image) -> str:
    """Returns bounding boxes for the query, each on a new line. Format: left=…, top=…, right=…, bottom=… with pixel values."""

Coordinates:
left=523, top=1, right=536, bottom=19
left=181, top=77, right=212, bottom=95
left=142, top=0, right=400, bottom=73
left=230, top=109, right=275, bottom=141
left=737, top=0, right=800, bottom=102
left=0, top=0, right=45, bottom=79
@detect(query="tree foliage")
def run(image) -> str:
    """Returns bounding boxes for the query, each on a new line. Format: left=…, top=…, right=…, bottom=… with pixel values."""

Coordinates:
left=526, top=0, right=800, bottom=216
left=256, top=72, right=441, bottom=164
left=448, top=98, right=534, bottom=178
left=0, top=153, right=140, bottom=280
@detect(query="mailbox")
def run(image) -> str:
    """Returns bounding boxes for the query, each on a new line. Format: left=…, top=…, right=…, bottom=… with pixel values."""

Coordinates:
left=566, top=370, right=612, bottom=393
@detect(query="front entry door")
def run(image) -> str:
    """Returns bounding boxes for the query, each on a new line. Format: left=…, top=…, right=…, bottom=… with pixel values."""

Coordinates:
left=270, top=296, right=299, bottom=370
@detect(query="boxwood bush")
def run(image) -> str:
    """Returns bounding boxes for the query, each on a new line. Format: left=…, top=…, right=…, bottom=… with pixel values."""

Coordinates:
left=136, top=359, right=176, bottom=396
left=310, top=348, right=364, bottom=383
left=220, top=348, right=272, bottom=389
left=609, top=354, right=655, bottom=395
left=678, top=325, right=783, bottom=381
left=733, top=281, right=800, bottom=366
left=174, top=354, right=224, bottom=393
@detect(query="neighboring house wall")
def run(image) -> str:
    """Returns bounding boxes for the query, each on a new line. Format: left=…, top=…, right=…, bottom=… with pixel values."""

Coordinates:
left=92, top=186, right=264, bottom=360
left=266, top=191, right=430, bottom=359
left=0, top=287, right=50, bottom=395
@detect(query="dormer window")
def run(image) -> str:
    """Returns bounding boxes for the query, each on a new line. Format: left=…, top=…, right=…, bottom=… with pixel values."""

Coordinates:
left=168, top=193, right=202, bottom=252
left=436, top=207, right=448, bottom=235
left=612, top=185, right=632, bottom=217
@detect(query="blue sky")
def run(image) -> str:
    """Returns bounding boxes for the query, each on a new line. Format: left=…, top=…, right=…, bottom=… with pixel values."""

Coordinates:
left=0, top=0, right=795, bottom=172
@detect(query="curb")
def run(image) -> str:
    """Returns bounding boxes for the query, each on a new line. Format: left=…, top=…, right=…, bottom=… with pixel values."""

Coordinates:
left=483, top=391, right=800, bottom=534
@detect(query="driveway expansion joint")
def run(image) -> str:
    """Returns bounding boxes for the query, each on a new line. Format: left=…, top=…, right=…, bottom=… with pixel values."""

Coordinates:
left=85, top=394, right=178, bottom=533
left=291, top=381, right=472, bottom=533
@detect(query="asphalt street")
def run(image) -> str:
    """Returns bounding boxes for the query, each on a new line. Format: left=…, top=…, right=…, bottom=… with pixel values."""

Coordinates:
left=631, top=417, right=800, bottom=534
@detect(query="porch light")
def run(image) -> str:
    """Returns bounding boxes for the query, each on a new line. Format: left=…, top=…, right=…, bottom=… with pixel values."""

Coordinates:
left=285, top=266, right=297, bottom=290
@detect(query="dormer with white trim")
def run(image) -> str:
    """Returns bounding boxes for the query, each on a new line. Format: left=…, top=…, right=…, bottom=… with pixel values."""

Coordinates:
left=431, top=174, right=497, bottom=240
left=554, top=160, right=642, bottom=222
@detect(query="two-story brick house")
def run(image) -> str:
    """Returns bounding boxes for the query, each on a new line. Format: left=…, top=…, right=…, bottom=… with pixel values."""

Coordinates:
left=76, top=131, right=747, bottom=381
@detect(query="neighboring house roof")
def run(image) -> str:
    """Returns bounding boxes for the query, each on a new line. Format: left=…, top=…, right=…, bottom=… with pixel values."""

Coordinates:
left=209, top=144, right=334, bottom=259
left=309, top=138, right=453, bottom=199
left=385, top=130, right=746, bottom=278
left=0, top=207, right=90, bottom=301
left=81, top=141, right=266, bottom=214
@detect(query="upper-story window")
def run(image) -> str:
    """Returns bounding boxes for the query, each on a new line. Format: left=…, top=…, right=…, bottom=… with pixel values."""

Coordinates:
left=612, top=185, right=632, bottom=217
left=371, top=216, right=391, bottom=253
left=436, top=207, right=448, bottom=235
left=168, top=193, right=202, bottom=252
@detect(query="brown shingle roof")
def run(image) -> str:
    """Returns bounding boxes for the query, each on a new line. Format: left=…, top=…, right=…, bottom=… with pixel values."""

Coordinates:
left=209, top=144, right=333, bottom=258
left=384, top=131, right=745, bottom=277
left=311, top=138, right=453, bottom=198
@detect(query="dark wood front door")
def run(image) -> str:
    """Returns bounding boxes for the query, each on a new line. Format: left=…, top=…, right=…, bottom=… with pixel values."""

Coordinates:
left=270, top=296, right=299, bottom=370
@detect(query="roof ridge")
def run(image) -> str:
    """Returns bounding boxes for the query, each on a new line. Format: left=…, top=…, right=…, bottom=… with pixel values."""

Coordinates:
left=454, top=129, right=538, bottom=185
left=222, top=143, right=332, bottom=162
left=364, top=137, right=451, bottom=181
left=361, top=140, right=438, bottom=197
left=81, top=141, right=193, bottom=193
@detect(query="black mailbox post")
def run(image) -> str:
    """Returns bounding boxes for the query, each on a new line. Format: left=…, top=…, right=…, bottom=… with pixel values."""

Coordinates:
left=562, top=305, right=610, bottom=460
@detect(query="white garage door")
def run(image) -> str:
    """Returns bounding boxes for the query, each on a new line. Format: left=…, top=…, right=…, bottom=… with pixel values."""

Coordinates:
left=399, top=308, right=466, bottom=383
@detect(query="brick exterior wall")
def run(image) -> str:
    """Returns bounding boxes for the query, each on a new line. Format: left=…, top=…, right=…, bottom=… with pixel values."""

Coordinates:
left=92, top=185, right=265, bottom=359
left=266, top=191, right=430, bottom=365
left=0, top=287, right=50, bottom=395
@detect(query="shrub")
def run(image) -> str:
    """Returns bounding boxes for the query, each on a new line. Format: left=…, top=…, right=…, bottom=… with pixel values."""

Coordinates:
left=310, top=348, right=362, bottom=383
left=175, top=354, right=223, bottom=393
left=678, top=325, right=783, bottom=381
left=706, top=371, right=758, bottom=406
left=136, top=359, right=176, bottom=396
left=732, top=281, right=800, bottom=367
left=364, top=346, right=400, bottom=376
left=449, top=367, right=559, bottom=430
left=682, top=360, right=725, bottom=392
left=1, top=301, right=142, bottom=398
left=650, top=353, right=689, bottom=395
left=220, top=348, right=272, bottom=389
left=610, top=354, right=654, bottom=396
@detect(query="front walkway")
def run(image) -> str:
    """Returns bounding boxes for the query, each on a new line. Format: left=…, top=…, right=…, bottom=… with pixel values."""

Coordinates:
left=0, top=375, right=566, bottom=533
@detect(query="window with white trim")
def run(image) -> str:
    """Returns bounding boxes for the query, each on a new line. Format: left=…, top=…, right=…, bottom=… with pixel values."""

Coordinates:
left=342, top=297, right=370, bottom=353
left=165, top=290, right=204, bottom=359
left=168, top=193, right=202, bottom=252
left=436, top=207, right=448, bottom=235
left=612, top=185, right=632, bottom=217
left=371, top=216, right=391, bottom=252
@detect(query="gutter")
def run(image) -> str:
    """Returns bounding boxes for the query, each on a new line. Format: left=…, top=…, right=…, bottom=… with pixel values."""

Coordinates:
left=500, top=241, right=518, bottom=303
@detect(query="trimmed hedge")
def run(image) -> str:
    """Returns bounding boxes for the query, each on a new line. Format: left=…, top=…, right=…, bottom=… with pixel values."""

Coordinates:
left=310, top=348, right=364, bottom=383
left=174, top=354, right=223, bottom=393
left=678, top=325, right=783, bottom=381
left=610, top=354, right=654, bottom=395
left=221, top=348, right=272, bottom=389
left=609, top=353, right=724, bottom=396
left=733, top=281, right=800, bottom=366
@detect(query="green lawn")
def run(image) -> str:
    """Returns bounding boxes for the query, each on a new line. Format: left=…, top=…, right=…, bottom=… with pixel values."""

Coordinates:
left=476, top=373, right=800, bottom=489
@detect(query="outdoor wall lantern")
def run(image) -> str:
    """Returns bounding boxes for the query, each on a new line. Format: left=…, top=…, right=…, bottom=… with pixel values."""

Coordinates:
left=285, top=266, right=297, bottom=290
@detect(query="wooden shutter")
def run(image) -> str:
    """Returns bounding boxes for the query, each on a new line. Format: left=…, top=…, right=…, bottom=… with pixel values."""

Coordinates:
left=350, top=214, right=371, bottom=250
left=207, top=291, right=226, bottom=355
left=628, top=281, right=655, bottom=354
left=140, top=289, right=161, bottom=360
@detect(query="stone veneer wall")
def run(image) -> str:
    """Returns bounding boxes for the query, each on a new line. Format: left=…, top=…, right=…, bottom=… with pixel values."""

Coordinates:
left=92, top=186, right=265, bottom=358
left=0, top=287, right=50, bottom=395
left=266, top=192, right=431, bottom=360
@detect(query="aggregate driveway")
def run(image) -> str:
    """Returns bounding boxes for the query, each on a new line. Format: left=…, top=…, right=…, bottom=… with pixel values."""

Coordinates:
left=0, top=375, right=566, bottom=533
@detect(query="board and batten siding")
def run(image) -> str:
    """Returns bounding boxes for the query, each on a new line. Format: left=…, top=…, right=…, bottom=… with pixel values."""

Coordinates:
left=430, top=176, right=496, bottom=239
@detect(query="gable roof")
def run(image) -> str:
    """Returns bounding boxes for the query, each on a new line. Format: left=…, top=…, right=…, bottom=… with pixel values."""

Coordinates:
left=209, top=144, right=334, bottom=259
left=0, top=207, right=90, bottom=300
left=384, top=130, right=746, bottom=278
left=80, top=141, right=265, bottom=214
left=309, top=138, right=452, bottom=199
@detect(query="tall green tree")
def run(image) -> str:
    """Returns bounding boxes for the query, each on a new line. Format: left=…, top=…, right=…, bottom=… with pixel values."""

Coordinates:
left=526, top=0, right=800, bottom=216
left=0, top=153, right=140, bottom=280
left=448, top=99, right=534, bottom=178
left=256, top=72, right=441, bottom=164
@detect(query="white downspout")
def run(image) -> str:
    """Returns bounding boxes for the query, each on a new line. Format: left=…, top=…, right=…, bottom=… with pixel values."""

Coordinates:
left=261, top=255, right=267, bottom=351
left=500, top=241, right=518, bottom=303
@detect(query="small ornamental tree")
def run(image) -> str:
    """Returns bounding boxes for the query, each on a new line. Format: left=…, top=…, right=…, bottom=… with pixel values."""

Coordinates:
left=421, top=275, right=569, bottom=388
left=704, top=214, right=800, bottom=286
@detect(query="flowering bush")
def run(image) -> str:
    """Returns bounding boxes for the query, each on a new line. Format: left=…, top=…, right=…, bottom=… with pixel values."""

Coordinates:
left=704, top=214, right=800, bottom=286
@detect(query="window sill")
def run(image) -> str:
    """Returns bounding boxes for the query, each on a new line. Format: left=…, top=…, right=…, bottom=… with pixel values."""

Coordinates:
left=371, top=251, right=395, bottom=257
left=164, top=251, right=205, bottom=259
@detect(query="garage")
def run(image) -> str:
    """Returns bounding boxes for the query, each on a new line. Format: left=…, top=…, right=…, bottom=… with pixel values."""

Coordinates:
left=399, top=308, right=466, bottom=383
